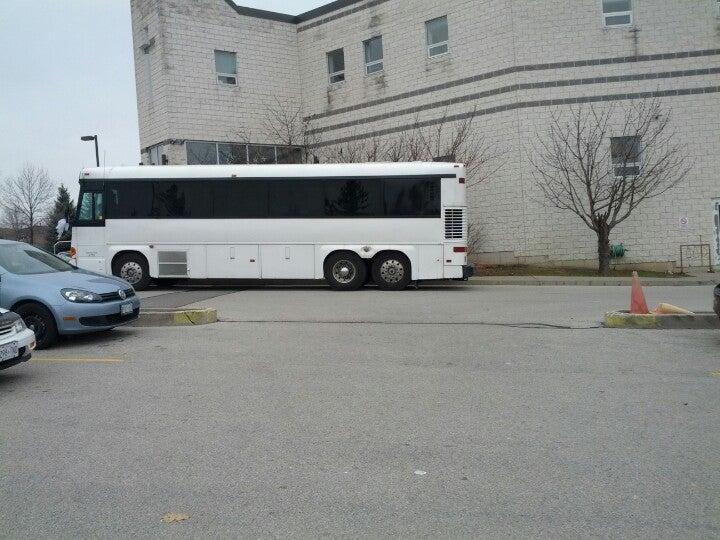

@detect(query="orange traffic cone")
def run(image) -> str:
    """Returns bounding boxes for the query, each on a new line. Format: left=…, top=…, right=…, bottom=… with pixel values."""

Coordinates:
left=630, top=271, right=650, bottom=314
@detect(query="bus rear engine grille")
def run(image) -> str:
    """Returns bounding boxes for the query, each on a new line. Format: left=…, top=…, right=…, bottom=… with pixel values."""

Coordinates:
left=444, top=208, right=465, bottom=240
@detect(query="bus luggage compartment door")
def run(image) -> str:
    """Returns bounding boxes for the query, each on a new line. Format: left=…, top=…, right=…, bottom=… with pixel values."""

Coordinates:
left=260, top=245, right=314, bottom=279
left=206, top=245, right=260, bottom=279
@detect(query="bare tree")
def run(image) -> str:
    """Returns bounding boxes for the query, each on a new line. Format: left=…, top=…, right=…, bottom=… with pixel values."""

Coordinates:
left=0, top=206, right=25, bottom=241
left=530, top=99, right=691, bottom=275
left=0, top=163, right=55, bottom=245
left=318, top=108, right=505, bottom=189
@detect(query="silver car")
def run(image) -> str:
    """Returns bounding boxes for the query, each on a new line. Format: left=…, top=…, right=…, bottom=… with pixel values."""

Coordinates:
left=0, top=240, right=141, bottom=349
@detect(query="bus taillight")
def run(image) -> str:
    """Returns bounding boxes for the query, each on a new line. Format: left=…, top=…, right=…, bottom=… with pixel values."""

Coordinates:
left=459, top=177, right=466, bottom=184
left=453, top=247, right=467, bottom=253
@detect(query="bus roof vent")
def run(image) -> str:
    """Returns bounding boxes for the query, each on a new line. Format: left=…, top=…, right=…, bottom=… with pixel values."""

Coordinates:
left=444, top=208, right=465, bottom=240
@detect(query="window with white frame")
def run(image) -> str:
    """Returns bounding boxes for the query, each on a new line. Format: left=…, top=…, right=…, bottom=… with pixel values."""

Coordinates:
left=214, top=50, right=237, bottom=85
left=426, top=16, right=448, bottom=57
left=602, top=0, right=633, bottom=27
left=327, top=49, right=345, bottom=84
left=186, top=141, right=303, bottom=165
left=611, top=136, right=642, bottom=178
left=363, top=36, right=384, bottom=75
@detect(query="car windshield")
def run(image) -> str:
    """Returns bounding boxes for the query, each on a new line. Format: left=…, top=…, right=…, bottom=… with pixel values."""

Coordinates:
left=0, top=244, right=75, bottom=275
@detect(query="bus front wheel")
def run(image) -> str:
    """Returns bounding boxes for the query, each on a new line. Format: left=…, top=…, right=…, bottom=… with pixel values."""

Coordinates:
left=113, top=253, right=151, bottom=291
left=324, top=252, right=367, bottom=291
left=372, top=252, right=411, bottom=291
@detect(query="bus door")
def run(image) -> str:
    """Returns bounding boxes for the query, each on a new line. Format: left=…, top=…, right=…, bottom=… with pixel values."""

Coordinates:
left=72, top=181, right=107, bottom=274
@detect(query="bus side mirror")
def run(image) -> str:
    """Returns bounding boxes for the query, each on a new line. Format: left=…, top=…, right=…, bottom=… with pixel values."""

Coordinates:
left=55, top=218, right=70, bottom=239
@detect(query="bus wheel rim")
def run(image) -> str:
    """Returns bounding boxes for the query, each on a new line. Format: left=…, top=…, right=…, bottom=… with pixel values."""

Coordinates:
left=380, top=260, right=404, bottom=283
left=120, top=262, right=143, bottom=284
left=332, top=260, right=356, bottom=284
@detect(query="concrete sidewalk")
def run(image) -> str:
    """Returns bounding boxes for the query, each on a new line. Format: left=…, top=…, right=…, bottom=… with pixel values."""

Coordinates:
left=468, top=272, right=717, bottom=287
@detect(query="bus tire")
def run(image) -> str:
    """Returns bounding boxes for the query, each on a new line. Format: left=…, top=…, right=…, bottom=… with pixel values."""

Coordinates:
left=324, top=252, right=366, bottom=291
left=372, top=252, right=411, bottom=291
left=113, top=253, right=151, bottom=291
left=16, top=303, right=58, bottom=350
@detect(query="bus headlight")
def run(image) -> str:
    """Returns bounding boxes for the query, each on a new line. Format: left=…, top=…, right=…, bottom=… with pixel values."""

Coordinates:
left=61, top=289, right=102, bottom=303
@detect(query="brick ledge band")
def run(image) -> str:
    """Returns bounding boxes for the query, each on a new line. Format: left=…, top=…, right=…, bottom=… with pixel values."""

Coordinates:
left=308, top=66, right=720, bottom=136
left=306, top=48, right=720, bottom=122
left=314, top=85, right=720, bottom=148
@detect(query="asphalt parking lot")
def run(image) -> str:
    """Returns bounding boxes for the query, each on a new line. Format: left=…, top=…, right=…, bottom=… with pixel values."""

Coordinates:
left=1, top=284, right=719, bottom=537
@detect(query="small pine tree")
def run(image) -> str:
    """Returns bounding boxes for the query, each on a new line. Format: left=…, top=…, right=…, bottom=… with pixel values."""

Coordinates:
left=46, top=184, right=76, bottom=250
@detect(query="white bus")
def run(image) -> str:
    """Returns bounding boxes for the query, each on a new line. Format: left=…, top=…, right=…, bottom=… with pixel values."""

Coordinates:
left=70, top=162, right=473, bottom=291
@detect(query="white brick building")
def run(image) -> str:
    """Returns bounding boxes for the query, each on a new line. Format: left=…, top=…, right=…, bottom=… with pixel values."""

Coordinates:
left=130, top=0, right=720, bottom=270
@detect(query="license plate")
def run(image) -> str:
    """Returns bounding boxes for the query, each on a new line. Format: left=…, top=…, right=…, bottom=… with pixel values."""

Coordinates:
left=0, top=342, right=19, bottom=362
left=120, top=303, right=134, bottom=316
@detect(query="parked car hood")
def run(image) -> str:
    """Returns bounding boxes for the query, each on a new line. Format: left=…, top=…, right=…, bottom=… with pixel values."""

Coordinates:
left=16, top=270, right=131, bottom=295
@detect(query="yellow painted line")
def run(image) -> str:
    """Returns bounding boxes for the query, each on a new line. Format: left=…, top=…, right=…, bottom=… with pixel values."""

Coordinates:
left=32, top=358, right=123, bottom=364
left=710, top=370, right=720, bottom=377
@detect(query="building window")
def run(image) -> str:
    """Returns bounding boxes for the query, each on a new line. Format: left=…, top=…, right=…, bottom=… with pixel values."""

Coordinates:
left=218, top=143, right=247, bottom=164
left=327, top=49, right=345, bottom=84
left=214, top=50, right=237, bottom=85
left=186, top=141, right=302, bottom=165
left=602, top=0, right=633, bottom=27
left=363, top=36, right=384, bottom=75
left=149, top=145, right=162, bottom=165
left=611, top=136, right=642, bottom=178
left=426, top=16, right=448, bottom=57
left=187, top=141, right=218, bottom=165
left=716, top=0, right=720, bottom=17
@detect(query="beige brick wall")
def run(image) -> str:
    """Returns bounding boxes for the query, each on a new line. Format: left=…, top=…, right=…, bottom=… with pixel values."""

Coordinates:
left=130, top=0, right=720, bottom=268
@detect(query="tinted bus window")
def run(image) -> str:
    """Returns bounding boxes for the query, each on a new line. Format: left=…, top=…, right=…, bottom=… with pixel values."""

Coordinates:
left=152, top=181, right=211, bottom=218
left=212, top=180, right=268, bottom=218
left=324, top=178, right=384, bottom=217
left=268, top=179, right=325, bottom=218
left=107, top=181, right=154, bottom=218
left=384, top=178, right=440, bottom=217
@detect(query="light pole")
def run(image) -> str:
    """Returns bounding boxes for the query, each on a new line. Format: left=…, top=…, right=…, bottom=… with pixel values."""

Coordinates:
left=81, top=135, right=99, bottom=167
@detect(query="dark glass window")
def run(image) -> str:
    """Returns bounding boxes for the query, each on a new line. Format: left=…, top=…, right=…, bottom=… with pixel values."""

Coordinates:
left=212, top=180, right=268, bottom=218
left=218, top=143, right=247, bottom=164
left=107, top=182, right=154, bottom=218
left=324, top=178, right=384, bottom=217
left=248, top=145, right=276, bottom=164
left=77, top=191, right=104, bottom=222
left=151, top=181, right=211, bottom=218
left=277, top=147, right=303, bottom=164
left=187, top=142, right=217, bottom=165
left=102, top=176, right=443, bottom=219
left=268, top=179, right=325, bottom=218
left=384, top=178, right=440, bottom=216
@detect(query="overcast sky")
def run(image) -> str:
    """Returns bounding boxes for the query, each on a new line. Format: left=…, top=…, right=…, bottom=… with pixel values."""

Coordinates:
left=0, top=0, right=326, bottom=200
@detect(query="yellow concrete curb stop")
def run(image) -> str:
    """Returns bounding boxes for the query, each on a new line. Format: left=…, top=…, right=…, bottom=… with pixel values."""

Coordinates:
left=603, top=311, right=720, bottom=330
left=131, top=308, right=217, bottom=327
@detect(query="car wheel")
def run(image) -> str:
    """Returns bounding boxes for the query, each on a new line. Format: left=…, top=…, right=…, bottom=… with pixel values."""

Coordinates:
left=16, top=303, right=58, bottom=350
left=372, top=252, right=412, bottom=291
left=324, top=252, right=367, bottom=291
left=113, top=253, right=151, bottom=291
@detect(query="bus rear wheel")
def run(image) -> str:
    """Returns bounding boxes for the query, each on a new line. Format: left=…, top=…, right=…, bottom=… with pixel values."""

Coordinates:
left=113, top=253, right=151, bottom=291
left=372, top=252, right=411, bottom=291
left=324, top=252, right=366, bottom=291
